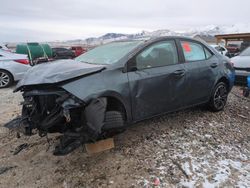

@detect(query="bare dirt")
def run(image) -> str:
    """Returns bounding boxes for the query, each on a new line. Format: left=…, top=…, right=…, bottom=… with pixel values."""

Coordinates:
left=0, top=86, right=249, bottom=188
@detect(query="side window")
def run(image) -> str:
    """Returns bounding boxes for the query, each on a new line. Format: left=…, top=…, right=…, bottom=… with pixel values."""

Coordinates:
left=136, top=40, right=178, bottom=70
left=181, top=41, right=206, bottom=61
left=204, top=48, right=213, bottom=59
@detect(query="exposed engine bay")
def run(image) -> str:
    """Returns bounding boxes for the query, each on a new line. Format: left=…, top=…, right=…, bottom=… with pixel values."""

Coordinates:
left=5, top=88, right=124, bottom=155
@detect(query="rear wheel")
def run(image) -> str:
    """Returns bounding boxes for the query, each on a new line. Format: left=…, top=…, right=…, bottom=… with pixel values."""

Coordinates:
left=208, top=82, right=228, bottom=112
left=243, top=88, right=250, bottom=97
left=0, top=70, right=13, bottom=88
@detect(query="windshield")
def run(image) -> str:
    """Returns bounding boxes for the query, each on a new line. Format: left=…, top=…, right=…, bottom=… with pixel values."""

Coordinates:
left=76, top=41, right=143, bottom=65
left=239, top=47, right=250, bottom=56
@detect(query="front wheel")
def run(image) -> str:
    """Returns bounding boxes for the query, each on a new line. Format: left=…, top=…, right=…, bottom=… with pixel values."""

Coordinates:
left=208, top=82, right=228, bottom=112
left=100, top=111, right=126, bottom=139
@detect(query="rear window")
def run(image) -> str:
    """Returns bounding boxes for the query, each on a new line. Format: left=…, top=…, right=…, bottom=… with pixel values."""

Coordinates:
left=181, top=41, right=211, bottom=61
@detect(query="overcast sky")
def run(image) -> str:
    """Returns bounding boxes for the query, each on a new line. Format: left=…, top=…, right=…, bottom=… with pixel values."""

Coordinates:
left=1, top=0, right=249, bottom=42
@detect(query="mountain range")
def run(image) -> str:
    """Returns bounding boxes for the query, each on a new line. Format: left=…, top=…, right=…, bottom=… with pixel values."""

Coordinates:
left=52, top=24, right=250, bottom=46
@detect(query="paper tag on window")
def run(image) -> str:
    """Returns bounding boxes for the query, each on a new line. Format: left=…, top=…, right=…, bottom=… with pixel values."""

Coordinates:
left=182, top=42, right=191, bottom=52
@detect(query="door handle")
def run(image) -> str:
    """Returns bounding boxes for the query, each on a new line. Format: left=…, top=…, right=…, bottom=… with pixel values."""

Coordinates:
left=210, top=63, right=218, bottom=68
left=173, top=69, right=185, bottom=77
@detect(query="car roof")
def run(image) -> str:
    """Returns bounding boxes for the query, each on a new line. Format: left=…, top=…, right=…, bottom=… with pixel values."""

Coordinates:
left=111, top=36, right=208, bottom=45
left=105, top=36, right=218, bottom=56
left=53, top=47, right=68, bottom=50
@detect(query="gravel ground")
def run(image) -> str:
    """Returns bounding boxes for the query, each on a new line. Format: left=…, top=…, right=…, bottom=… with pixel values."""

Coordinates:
left=0, top=86, right=249, bottom=188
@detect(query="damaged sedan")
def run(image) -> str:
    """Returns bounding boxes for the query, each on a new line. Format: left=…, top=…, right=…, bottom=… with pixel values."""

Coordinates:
left=5, top=37, right=235, bottom=155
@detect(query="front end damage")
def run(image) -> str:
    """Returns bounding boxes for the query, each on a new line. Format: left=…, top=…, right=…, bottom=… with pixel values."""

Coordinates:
left=5, top=88, right=109, bottom=155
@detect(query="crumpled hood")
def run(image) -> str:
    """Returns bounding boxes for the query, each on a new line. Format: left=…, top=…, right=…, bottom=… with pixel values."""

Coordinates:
left=15, top=59, right=105, bottom=90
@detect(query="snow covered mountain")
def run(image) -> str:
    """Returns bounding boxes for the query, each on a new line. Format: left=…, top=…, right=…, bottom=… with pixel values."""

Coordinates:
left=59, top=24, right=250, bottom=46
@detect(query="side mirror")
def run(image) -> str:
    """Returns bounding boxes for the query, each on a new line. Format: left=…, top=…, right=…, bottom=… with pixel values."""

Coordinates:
left=125, top=58, right=138, bottom=72
left=130, top=66, right=138, bottom=72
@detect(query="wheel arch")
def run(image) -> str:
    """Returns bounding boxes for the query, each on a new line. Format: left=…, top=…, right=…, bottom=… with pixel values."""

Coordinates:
left=0, top=68, right=14, bottom=79
left=215, top=76, right=230, bottom=90
left=85, top=91, right=132, bottom=122
left=0, top=68, right=15, bottom=82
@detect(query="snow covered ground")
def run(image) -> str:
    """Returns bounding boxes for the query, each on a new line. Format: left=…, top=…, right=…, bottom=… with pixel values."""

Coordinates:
left=0, top=86, right=249, bottom=188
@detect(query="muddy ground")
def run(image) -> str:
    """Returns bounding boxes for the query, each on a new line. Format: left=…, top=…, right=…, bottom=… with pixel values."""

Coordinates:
left=0, top=86, right=249, bottom=188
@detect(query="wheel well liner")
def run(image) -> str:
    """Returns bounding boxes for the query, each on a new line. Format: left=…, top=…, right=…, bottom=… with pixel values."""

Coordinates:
left=106, top=96, right=127, bottom=121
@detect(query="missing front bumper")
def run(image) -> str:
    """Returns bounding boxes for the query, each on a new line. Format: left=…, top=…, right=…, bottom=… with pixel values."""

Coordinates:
left=4, top=89, right=110, bottom=155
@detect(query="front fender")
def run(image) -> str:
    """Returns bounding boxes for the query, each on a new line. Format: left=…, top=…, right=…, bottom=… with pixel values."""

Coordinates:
left=61, top=70, right=132, bottom=122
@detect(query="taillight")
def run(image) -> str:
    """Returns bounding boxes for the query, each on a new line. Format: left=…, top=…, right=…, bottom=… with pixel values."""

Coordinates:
left=14, top=59, right=29, bottom=65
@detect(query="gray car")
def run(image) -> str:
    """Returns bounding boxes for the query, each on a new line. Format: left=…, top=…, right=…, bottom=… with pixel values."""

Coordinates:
left=0, top=50, right=30, bottom=88
left=6, top=37, right=235, bottom=155
left=231, top=47, right=250, bottom=84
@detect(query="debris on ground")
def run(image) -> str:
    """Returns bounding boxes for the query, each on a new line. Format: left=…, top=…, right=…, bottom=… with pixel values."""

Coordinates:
left=0, top=166, right=17, bottom=175
left=12, top=143, right=28, bottom=155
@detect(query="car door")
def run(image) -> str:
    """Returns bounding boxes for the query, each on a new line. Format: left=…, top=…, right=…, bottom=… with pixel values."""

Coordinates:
left=178, top=40, right=218, bottom=106
left=127, top=40, right=186, bottom=121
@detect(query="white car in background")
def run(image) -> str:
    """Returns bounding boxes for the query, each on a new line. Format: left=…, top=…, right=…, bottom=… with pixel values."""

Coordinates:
left=210, top=44, right=228, bottom=56
left=231, top=47, right=250, bottom=85
left=0, top=50, right=30, bottom=88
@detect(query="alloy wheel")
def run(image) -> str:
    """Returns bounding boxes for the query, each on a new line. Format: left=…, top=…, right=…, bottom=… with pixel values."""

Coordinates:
left=213, top=84, right=228, bottom=110
left=0, top=71, right=10, bottom=88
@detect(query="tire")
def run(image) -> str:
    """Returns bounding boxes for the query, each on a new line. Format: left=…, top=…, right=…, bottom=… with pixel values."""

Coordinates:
left=0, top=70, right=14, bottom=88
left=243, top=89, right=250, bottom=97
left=208, top=82, right=228, bottom=112
left=103, top=111, right=124, bottom=130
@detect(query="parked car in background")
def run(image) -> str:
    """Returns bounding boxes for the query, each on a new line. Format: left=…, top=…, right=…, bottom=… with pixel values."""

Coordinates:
left=231, top=47, right=250, bottom=85
left=210, top=44, right=228, bottom=56
left=226, top=44, right=240, bottom=54
left=71, top=46, right=87, bottom=57
left=6, top=37, right=234, bottom=155
left=0, top=50, right=30, bottom=88
left=52, top=47, right=75, bottom=59
left=240, top=41, right=250, bottom=52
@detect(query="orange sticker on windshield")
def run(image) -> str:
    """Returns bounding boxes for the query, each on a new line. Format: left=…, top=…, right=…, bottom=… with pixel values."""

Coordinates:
left=182, top=42, right=191, bottom=52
